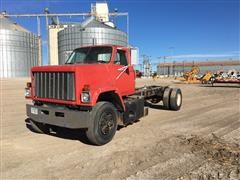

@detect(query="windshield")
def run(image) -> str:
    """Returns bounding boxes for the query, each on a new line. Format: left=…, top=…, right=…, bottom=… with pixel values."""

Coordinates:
left=66, top=46, right=112, bottom=64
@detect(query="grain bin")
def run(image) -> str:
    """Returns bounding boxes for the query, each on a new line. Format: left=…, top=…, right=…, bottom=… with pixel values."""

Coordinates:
left=0, top=16, right=40, bottom=78
left=58, top=17, right=128, bottom=64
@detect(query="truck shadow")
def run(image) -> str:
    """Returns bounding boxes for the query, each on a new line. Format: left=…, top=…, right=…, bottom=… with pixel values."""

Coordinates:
left=49, top=127, right=91, bottom=145
left=26, top=118, right=137, bottom=144
left=25, top=119, right=91, bottom=145
left=199, top=84, right=240, bottom=88
left=144, top=101, right=170, bottom=110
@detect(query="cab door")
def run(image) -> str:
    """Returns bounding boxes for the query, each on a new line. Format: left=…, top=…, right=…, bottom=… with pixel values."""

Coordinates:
left=112, top=48, right=135, bottom=96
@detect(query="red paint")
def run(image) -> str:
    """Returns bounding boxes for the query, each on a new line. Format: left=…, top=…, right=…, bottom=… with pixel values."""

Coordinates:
left=28, top=45, right=136, bottom=110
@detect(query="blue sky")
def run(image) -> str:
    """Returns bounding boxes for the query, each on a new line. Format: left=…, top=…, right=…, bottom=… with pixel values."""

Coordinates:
left=1, top=0, right=239, bottom=65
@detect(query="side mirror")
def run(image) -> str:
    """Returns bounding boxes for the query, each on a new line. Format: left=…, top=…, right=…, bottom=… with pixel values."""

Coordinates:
left=131, top=48, right=139, bottom=65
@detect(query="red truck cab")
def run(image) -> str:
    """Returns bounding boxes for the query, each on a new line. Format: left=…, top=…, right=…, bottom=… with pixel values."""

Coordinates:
left=26, top=45, right=182, bottom=145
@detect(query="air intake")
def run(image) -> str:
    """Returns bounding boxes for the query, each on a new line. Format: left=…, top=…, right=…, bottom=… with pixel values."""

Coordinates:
left=34, top=72, right=75, bottom=101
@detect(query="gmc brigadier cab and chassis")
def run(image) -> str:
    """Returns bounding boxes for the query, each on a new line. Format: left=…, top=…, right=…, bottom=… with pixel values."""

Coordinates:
left=25, top=45, right=182, bottom=145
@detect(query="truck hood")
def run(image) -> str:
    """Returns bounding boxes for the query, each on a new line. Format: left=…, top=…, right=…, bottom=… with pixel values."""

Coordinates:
left=31, top=64, right=109, bottom=72
left=31, top=63, right=112, bottom=88
left=31, top=63, right=113, bottom=105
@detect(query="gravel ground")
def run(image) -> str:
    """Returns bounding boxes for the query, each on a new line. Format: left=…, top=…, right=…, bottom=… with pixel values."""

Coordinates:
left=0, top=78, right=239, bottom=179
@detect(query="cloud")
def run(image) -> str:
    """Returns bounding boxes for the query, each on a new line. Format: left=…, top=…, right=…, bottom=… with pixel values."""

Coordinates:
left=230, top=51, right=240, bottom=54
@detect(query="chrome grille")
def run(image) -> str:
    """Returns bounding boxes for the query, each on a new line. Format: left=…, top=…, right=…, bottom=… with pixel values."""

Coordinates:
left=34, top=72, right=75, bottom=101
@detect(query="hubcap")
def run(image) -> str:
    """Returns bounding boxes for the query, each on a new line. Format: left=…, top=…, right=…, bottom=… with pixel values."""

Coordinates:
left=99, top=112, right=114, bottom=136
left=176, top=93, right=181, bottom=106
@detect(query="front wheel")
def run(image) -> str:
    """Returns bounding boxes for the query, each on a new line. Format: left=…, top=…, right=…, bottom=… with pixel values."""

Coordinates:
left=86, top=102, right=118, bottom=145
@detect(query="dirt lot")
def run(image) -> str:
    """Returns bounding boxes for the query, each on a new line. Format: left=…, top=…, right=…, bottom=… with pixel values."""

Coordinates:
left=1, top=78, right=240, bottom=179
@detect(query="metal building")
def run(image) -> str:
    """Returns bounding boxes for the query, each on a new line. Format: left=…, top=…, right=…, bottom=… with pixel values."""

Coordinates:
left=58, top=17, right=128, bottom=64
left=0, top=16, right=40, bottom=78
left=157, top=60, right=240, bottom=77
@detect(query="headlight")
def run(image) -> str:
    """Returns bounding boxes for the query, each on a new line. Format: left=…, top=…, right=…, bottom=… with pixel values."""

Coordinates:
left=81, top=92, right=90, bottom=103
left=25, top=88, right=31, bottom=98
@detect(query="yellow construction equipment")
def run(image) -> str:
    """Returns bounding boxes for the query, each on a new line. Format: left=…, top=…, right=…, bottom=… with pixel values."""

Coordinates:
left=201, top=72, right=213, bottom=84
left=177, top=66, right=200, bottom=83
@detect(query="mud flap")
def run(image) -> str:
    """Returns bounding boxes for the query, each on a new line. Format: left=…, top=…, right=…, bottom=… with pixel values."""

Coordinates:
left=144, top=107, right=149, bottom=116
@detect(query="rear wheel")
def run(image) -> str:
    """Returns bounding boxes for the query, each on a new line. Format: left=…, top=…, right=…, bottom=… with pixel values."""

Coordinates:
left=163, top=88, right=172, bottom=109
left=169, top=88, right=182, bottom=111
left=86, top=102, right=118, bottom=145
left=29, top=119, right=50, bottom=134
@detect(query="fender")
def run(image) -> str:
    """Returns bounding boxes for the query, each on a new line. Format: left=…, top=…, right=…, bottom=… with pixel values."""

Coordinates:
left=92, top=87, right=126, bottom=111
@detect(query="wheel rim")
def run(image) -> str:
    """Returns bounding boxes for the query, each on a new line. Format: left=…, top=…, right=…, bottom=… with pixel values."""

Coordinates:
left=176, top=93, right=182, bottom=106
left=98, top=112, right=114, bottom=136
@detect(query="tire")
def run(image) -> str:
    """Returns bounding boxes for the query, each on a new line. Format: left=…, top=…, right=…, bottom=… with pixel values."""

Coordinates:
left=29, top=119, right=50, bottom=134
left=169, top=88, right=182, bottom=111
left=163, top=88, right=172, bottom=110
left=210, top=78, right=214, bottom=87
left=202, top=80, right=207, bottom=84
left=86, top=102, right=118, bottom=145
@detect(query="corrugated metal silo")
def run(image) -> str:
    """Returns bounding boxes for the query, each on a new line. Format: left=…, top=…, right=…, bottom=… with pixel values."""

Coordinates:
left=0, top=16, right=39, bottom=78
left=58, top=17, right=128, bottom=64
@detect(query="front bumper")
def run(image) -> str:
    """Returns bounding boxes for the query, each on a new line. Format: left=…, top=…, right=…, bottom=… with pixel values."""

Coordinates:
left=26, top=104, right=90, bottom=129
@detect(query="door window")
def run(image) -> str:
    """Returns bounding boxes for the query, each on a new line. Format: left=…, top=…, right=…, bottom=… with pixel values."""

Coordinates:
left=114, top=50, right=128, bottom=66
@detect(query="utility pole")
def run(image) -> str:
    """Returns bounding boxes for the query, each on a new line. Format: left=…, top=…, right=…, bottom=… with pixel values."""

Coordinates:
left=44, top=8, right=50, bottom=65
left=141, top=54, right=151, bottom=77
left=36, top=16, right=41, bottom=66
left=168, top=47, right=174, bottom=76
left=162, top=56, right=167, bottom=76
left=183, top=60, right=185, bottom=74
left=157, top=57, right=161, bottom=75
left=173, top=60, right=176, bottom=77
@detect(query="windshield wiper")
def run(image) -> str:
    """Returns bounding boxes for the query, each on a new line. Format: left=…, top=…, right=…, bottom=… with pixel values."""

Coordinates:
left=97, top=60, right=108, bottom=64
left=75, top=62, right=85, bottom=64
